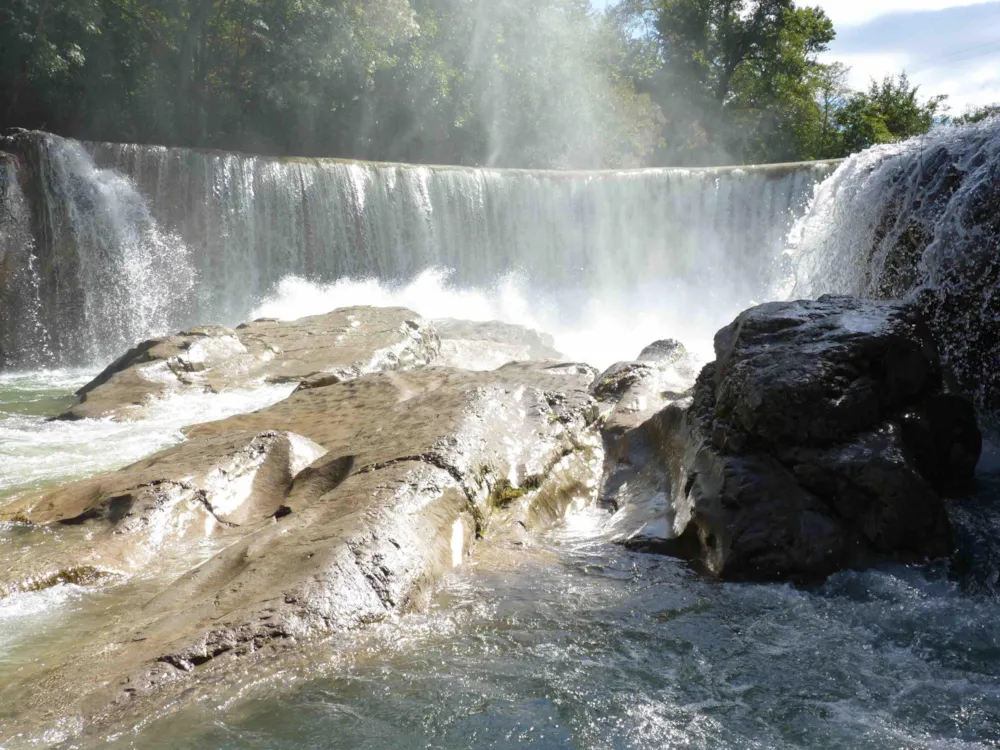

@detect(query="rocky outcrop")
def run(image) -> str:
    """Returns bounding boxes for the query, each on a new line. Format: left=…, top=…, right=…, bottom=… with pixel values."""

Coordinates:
left=61, top=306, right=440, bottom=420
left=592, top=338, right=697, bottom=439
left=433, top=318, right=562, bottom=370
left=184, top=362, right=599, bottom=523
left=1, top=359, right=601, bottom=742
left=869, top=127, right=1000, bottom=413
left=0, top=431, right=328, bottom=595
left=645, top=296, right=981, bottom=580
left=591, top=339, right=700, bottom=545
left=790, top=119, right=1000, bottom=412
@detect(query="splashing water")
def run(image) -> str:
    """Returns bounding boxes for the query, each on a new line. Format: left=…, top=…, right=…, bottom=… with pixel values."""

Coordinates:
left=0, top=134, right=197, bottom=367
left=4, top=127, right=1000, bottom=748
left=0, top=371, right=295, bottom=505
left=249, top=269, right=727, bottom=368
left=782, top=119, right=1000, bottom=300
left=2, top=131, right=835, bottom=370
left=781, top=118, right=1000, bottom=407
left=108, top=497, right=1000, bottom=750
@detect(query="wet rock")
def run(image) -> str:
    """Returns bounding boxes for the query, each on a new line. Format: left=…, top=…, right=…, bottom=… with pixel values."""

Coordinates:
left=590, top=341, right=699, bottom=546
left=126, top=460, right=477, bottom=675
left=432, top=318, right=562, bottom=370
left=61, top=306, right=439, bottom=420
left=1, top=360, right=602, bottom=740
left=648, top=296, right=981, bottom=580
left=186, top=362, right=599, bottom=523
left=636, top=338, right=687, bottom=364
left=0, top=430, right=327, bottom=591
left=601, top=399, right=690, bottom=548
left=812, top=120, right=1000, bottom=412
left=592, top=339, right=697, bottom=434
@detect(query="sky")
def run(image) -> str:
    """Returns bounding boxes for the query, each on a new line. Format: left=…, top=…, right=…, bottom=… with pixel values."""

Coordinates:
left=595, top=0, right=1000, bottom=113
left=823, top=0, right=1000, bottom=112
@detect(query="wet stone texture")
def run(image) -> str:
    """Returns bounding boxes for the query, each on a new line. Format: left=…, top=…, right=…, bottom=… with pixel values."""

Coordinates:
left=590, top=339, right=700, bottom=546
left=61, top=306, right=440, bottom=421
left=622, top=296, right=981, bottom=581
left=432, top=318, right=563, bottom=371
left=2, top=296, right=990, bottom=745
left=864, top=129, right=1000, bottom=413
left=0, top=330, right=602, bottom=743
left=0, top=430, right=328, bottom=592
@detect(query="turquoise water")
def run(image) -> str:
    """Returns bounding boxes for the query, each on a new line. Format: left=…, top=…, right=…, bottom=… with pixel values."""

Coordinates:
left=113, top=485, right=1000, bottom=749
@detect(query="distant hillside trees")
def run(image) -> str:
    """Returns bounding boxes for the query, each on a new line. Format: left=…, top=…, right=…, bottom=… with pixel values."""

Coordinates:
left=612, top=0, right=951, bottom=165
left=0, top=0, right=958, bottom=167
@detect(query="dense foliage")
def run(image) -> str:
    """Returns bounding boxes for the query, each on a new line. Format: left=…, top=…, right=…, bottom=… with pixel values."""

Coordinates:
left=0, top=0, right=961, bottom=167
left=613, top=1, right=950, bottom=164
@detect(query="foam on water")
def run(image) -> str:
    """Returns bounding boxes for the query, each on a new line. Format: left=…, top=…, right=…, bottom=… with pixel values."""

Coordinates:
left=0, top=371, right=294, bottom=503
left=249, top=268, right=726, bottom=369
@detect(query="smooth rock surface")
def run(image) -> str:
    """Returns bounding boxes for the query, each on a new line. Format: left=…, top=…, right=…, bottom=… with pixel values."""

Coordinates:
left=61, top=306, right=439, bottom=420
left=591, top=339, right=699, bottom=545
left=432, top=318, right=563, bottom=370
left=650, top=296, right=981, bottom=580
left=0, top=430, right=327, bottom=594
left=1, top=359, right=602, bottom=742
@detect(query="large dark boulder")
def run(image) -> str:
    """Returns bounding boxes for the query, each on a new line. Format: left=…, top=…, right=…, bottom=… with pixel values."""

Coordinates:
left=791, top=119, right=1000, bottom=412
left=656, top=295, right=981, bottom=581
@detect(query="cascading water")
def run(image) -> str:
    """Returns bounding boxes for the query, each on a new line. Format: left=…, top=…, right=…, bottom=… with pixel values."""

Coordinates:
left=783, top=118, right=1000, bottom=408
left=0, top=130, right=836, bottom=370
left=0, top=152, right=50, bottom=368
left=0, top=132, right=197, bottom=367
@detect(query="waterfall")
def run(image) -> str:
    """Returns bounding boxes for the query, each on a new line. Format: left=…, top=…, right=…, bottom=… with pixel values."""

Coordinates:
left=0, top=132, right=197, bottom=367
left=0, top=152, right=51, bottom=367
left=0, top=130, right=836, bottom=369
left=784, top=118, right=1000, bottom=408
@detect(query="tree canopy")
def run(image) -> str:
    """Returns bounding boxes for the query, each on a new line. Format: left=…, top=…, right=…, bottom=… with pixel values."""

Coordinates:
left=0, top=0, right=962, bottom=167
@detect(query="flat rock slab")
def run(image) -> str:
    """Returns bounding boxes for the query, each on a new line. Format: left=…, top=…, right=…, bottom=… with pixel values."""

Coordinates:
left=432, top=318, right=563, bottom=370
left=1, top=360, right=602, bottom=743
left=62, top=306, right=439, bottom=420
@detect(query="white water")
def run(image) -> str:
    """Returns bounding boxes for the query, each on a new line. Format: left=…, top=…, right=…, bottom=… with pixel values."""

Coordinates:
left=0, top=136, right=196, bottom=366
left=782, top=118, right=1000, bottom=407
left=1, top=128, right=999, bottom=749
left=0, top=371, right=294, bottom=504
left=1, top=132, right=835, bottom=370
left=784, top=118, right=1000, bottom=300
left=250, top=269, right=725, bottom=368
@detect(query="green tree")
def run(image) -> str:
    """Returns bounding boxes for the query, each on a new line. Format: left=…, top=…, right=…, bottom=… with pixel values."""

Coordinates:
left=0, top=0, right=102, bottom=130
left=0, top=0, right=660, bottom=167
left=801, top=61, right=850, bottom=158
left=613, top=0, right=835, bottom=164
left=952, top=103, right=1000, bottom=126
left=835, top=73, right=947, bottom=155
